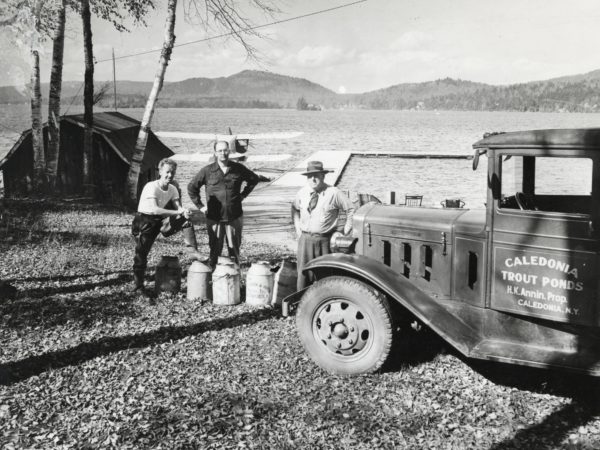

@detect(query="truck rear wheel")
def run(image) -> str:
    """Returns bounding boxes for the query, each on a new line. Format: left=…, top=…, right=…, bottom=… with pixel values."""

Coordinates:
left=296, top=276, right=393, bottom=375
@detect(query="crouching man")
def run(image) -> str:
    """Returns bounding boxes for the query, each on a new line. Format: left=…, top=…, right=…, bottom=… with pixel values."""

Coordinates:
left=131, top=158, right=202, bottom=293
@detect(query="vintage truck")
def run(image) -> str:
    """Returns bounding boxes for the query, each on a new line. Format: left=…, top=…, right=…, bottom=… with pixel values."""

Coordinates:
left=286, top=128, right=600, bottom=376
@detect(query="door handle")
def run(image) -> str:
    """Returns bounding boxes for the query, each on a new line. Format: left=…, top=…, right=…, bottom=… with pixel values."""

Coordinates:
left=441, top=232, right=447, bottom=256
left=589, top=220, right=598, bottom=238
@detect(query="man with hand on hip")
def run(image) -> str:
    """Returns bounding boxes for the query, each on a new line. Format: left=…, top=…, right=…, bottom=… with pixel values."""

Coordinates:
left=187, top=139, right=260, bottom=268
left=292, top=161, right=355, bottom=290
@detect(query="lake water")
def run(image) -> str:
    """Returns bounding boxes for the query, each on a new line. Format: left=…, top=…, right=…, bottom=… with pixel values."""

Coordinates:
left=2, top=105, right=599, bottom=208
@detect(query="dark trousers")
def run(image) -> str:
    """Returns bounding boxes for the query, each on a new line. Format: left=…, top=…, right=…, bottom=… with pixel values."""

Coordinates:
left=132, top=213, right=189, bottom=273
left=296, top=232, right=331, bottom=290
left=206, top=216, right=243, bottom=267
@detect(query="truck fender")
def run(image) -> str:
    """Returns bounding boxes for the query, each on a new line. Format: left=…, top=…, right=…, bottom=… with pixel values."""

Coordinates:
left=303, top=254, right=482, bottom=356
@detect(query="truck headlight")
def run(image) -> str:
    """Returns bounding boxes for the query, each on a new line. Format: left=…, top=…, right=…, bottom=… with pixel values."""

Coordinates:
left=330, top=232, right=357, bottom=254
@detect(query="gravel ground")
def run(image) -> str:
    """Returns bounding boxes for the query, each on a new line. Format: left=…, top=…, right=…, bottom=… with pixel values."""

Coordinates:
left=0, top=199, right=599, bottom=449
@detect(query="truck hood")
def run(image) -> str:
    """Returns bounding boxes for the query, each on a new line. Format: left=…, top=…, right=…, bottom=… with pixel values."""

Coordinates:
left=358, top=204, right=469, bottom=241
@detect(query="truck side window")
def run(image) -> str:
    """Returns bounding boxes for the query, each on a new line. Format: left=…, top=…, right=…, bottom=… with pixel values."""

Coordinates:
left=499, top=155, right=592, bottom=215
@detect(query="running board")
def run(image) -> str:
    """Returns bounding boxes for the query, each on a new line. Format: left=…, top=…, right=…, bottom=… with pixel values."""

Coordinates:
left=470, top=339, right=600, bottom=376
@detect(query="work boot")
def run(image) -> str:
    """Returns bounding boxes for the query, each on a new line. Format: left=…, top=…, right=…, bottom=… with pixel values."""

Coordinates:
left=131, top=269, right=146, bottom=293
left=183, top=226, right=204, bottom=261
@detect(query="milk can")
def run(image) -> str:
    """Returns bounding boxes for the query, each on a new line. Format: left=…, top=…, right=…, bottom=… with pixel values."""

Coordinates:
left=246, top=261, right=274, bottom=306
left=187, top=260, right=212, bottom=301
left=271, top=259, right=298, bottom=306
left=218, top=256, right=239, bottom=270
left=155, top=256, right=181, bottom=294
left=212, top=260, right=240, bottom=305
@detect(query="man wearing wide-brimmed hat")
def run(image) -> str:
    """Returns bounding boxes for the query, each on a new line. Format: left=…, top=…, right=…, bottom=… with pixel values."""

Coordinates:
left=292, top=161, right=355, bottom=290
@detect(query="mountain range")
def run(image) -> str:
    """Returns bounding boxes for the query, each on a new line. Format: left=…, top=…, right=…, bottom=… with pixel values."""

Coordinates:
left=3, top=69, right=600, bottom=112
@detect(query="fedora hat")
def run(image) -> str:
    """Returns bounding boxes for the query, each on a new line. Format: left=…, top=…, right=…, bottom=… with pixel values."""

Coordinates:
left=301, top=161, right=332, bottom=176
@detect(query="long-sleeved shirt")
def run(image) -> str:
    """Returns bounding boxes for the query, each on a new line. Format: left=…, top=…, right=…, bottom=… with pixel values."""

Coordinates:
left=187, top=161, right=260, bottom=222
left=293, top=184, right=355, bottom=235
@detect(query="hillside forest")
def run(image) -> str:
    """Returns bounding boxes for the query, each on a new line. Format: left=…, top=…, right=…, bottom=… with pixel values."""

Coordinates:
left=3, top=69, right=600, bottom=112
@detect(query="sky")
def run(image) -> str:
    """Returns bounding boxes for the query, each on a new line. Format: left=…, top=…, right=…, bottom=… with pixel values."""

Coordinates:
left=3, top=0, right=600, bottom=93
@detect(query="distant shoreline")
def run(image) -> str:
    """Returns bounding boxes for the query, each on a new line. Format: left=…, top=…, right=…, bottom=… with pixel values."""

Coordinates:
left=3, top=69, right=600, bottom=113
left=1, top=103, right=594, bottom=114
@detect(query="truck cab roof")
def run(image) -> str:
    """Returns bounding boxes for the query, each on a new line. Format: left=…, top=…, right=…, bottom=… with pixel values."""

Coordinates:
left=473, top=128, right=600, bottom=150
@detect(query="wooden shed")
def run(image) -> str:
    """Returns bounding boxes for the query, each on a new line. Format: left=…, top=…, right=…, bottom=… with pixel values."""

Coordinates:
left=0, top=111, right=173, bottom=201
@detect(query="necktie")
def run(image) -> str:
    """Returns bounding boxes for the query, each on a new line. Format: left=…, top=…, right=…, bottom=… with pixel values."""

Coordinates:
left=308, top=191, right=318, bottom=213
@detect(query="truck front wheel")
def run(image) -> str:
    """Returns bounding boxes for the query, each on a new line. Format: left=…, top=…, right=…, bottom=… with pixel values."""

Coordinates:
left=296, top=276, right=394, bottom=375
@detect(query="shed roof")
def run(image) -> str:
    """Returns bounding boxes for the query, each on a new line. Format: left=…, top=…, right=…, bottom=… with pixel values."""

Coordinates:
left=61, top=111, right=173, bottom=165
left=473, top=128, right=600, bottom=150
left=63, top=110, right=141, bottom=132
left=0, top=111, right=173, bottom=169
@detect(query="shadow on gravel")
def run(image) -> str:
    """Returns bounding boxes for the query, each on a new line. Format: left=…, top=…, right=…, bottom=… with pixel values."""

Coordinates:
left=0, top=307, right=279, bottom=386
left=0, top=287, right=137, bottom=330
left=490, top=399, right=600, bottom=450
left=471, top=360, right=599, bottom=396
left=0, top=198, right=131, bottom=249
left=13, top=273, right=132, bottom=299
left=1, top=229, right=131, bottom=250
left=2, top=269, right=132, bottom=284
left=1, top=197, right=129, bottom=216
left=470, top=361, right=600, bottom=449
left=383, top=328, right=449, bottom=372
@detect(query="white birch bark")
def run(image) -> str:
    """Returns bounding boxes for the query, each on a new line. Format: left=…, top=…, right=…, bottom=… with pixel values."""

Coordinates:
left=125, top=0, right=177, bottom=206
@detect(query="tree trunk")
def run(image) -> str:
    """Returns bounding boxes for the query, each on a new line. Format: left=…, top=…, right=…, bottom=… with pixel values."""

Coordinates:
left=47, top=0, right=66, bottom=190
left=31, top=0, right=45, bottom=193
left=81, top=0, right=94, bottom=197
left=125, top=0, right=177, bottom=207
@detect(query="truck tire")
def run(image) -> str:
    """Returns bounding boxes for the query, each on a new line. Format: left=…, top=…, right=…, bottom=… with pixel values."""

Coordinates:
left=296, top=276, right=393, bottom=375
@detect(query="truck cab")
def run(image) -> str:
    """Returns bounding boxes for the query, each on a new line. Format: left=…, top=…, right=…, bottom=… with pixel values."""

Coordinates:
left=292, top=128, right=600, bottom=376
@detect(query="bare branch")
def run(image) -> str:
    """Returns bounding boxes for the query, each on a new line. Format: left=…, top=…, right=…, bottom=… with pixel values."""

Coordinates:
left=70, top=0, right=156, bottom=33
left=93, top=81, right=111, bottom=105
left=182, top=0, right=280, bottom=62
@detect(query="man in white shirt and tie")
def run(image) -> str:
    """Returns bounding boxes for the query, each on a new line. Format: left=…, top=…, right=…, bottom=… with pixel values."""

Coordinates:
left=292, top=161, right=355, bottom=290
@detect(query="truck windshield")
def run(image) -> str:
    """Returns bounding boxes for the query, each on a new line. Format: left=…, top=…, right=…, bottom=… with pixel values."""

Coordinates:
left=500, top=156, right=592, bottom=215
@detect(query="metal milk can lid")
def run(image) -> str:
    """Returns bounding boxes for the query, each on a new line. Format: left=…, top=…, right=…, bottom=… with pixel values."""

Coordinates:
left=248, top=261, right=272, bottom=275
left=214, top=261, right=239, bottom=275
left=189, top=260, right=211, bottom=273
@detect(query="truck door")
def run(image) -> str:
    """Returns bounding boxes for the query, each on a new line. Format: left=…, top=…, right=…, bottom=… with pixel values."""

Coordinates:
left=490, top=152, right=599, bottom=327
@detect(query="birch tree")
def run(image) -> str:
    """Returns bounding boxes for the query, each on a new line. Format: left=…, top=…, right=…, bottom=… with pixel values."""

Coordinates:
left=124, top=0, right=278, bottom=207
left=81, top=0, right=94, bottom=196
left=2, top=1, right=154, bottom=195
left=46, top=0, right=66, bottom=190
left=29, top=0, right=46, bottom=192
left=79, top=0, right=156, bottom=197
left=0, top=1, right=58, bottom=193
left=125, top=0, right=177, bottom=205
